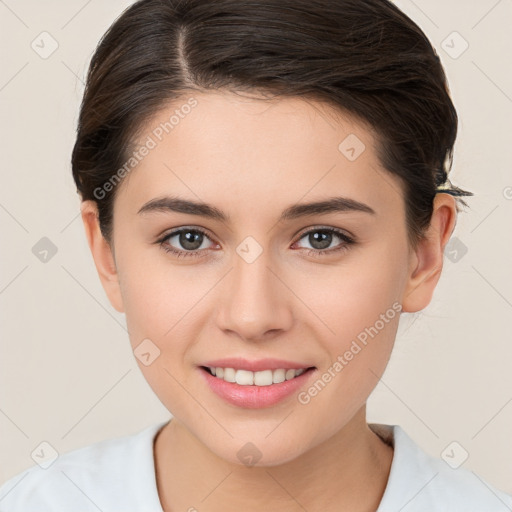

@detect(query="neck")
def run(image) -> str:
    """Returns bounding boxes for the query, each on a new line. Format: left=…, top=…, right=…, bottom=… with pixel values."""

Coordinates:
left=154, top=407, right=393, bottom=512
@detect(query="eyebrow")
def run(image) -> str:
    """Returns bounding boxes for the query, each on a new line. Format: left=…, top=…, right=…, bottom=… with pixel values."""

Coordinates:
left=137, top=195, right=376, bottom=222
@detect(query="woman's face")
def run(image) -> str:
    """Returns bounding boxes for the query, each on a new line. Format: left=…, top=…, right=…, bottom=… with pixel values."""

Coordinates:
left=87, top=91, right=443, bottom=466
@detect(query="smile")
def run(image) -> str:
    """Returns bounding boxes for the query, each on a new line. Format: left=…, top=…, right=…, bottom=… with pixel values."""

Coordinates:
left=198, top=366, right=317, bottom=409
left=203, top=366, right=311, bottom=386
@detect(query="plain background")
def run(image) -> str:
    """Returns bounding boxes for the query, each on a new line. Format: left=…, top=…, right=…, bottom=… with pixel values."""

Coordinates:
left=1, top=0, right=511, bottom=495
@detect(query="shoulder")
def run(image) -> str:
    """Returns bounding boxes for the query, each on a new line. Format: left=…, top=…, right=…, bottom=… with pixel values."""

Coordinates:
left=372, top=423, right=512, bottom=512
left=0, top=421, right=168, bottom=512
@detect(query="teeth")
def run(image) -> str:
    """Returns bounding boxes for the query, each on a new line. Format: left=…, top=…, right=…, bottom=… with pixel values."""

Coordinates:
left=207, top=367, right=308, bottom=386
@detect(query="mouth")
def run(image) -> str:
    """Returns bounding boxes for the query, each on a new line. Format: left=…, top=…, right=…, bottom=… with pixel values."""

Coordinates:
left=198, top=364, right=318, bottom=409
left=199, top=365, right=317, bottom=386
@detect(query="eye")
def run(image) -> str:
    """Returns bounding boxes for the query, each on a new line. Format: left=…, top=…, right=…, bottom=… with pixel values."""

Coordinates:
left=292, top=226, right=355, bottom=257
left=157, top=225, right=355, bottom=260
left=158, top=227, right=217, bottom=258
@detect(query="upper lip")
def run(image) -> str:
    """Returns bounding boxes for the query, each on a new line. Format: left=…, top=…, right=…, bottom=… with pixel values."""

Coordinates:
left=200, top=357, right=316, bottom=372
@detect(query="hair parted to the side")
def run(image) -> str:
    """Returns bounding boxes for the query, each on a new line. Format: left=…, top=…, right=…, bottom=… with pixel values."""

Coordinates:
left=71, top=0, right=472, bottom=246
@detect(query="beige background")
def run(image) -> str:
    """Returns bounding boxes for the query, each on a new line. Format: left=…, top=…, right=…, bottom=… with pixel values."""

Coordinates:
left=1, top=0, right=511, bottom=496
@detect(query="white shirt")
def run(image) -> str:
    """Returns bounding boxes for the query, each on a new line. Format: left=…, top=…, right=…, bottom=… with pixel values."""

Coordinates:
left=1, top=420, right=511, bottom=511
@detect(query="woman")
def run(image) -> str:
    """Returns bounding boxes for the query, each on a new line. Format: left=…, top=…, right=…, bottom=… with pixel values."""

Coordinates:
left=1, top=0, right=510, bottom=510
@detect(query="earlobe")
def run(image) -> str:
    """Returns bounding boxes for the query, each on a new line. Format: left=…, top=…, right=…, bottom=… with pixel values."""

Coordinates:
left=401, top=193, right=458, bottom=313
left=80, top=200, right=125, bottom=313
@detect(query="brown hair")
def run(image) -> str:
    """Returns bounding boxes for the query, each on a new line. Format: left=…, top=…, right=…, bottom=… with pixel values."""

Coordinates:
left=71, top=0, right=472, bottom=245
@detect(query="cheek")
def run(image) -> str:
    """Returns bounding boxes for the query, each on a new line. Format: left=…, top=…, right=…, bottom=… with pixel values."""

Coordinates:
left=292, top=241, right=407, bottom=404
left=293, top=241, right=407, bottom=340
left=116, top=254, right=204, bottom=410
left=296, top=278, right=401, bottom=429
left=116, top=244, right=206, bottom=342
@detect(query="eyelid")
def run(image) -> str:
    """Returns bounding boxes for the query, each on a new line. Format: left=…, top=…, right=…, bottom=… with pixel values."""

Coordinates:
left=158, top=225, right=215, bottom=242
left=292, top=224, right=356, bottom=246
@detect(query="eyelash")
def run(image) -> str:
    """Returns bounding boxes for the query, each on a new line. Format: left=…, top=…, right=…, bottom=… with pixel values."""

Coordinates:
left=157, top=226, right=355, bottom=259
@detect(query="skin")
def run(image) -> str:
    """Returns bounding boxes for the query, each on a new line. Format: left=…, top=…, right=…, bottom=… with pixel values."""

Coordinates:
left=81, top=91, right=457, bottom=511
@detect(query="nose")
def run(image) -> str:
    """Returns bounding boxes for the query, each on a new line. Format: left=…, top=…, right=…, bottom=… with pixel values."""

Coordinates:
left=216, top=245, right=294, bottom=342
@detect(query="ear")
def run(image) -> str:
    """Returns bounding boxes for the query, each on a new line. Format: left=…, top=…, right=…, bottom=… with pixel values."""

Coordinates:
left=402, top=193, right=458, bottom=313
left=81, top=200, right=124, bottom=313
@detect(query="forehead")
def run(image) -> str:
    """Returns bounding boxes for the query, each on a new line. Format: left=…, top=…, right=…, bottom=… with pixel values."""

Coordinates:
left=115, top=91, right=405, bottom=221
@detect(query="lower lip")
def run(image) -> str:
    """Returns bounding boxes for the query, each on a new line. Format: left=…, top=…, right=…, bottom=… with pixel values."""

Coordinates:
left=198, top=367, right=316, bottom=409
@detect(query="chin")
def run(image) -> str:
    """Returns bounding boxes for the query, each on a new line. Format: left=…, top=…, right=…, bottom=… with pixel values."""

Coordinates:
left=203, top=431, right=312, bottom=469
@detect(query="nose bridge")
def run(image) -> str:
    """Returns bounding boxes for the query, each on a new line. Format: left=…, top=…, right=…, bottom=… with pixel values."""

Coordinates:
left=217, top=235, right=292, bottom=339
